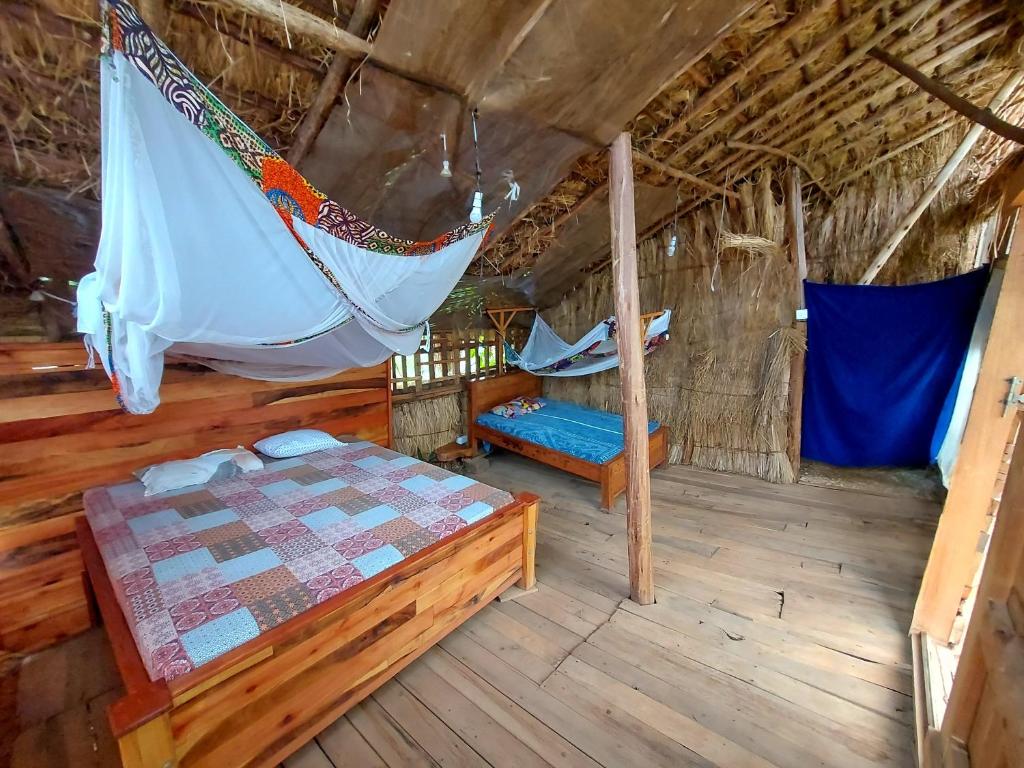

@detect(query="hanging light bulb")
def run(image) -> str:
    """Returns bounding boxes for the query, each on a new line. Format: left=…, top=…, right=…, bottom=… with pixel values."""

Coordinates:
left=439, top=132, right=452, bottom=178
left=666, top=185, right=681, bottom=258
left=469, top=107, right=484, bottom=223
left=470, top=190, right=484, bottom=223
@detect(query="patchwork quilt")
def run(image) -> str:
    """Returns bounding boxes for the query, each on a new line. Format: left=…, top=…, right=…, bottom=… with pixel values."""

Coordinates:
left=83, top=441, right=514, bottom=682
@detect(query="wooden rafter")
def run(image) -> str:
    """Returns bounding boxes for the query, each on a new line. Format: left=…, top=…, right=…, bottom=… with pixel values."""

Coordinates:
left=723, top=140, right=833, bottom=199
left=631, top=150, right=739, bottom=200
left=870, top=46, right=1024, bottom=146
left=484, top=307, right=534, bottom=338
left=215, top=0, right=372, bottom=57
left=286, top=0, right=379, bottom=166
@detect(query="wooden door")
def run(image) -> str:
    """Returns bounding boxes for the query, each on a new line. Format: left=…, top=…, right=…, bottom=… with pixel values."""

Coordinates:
left=928, top=416, right=1024, bottom=767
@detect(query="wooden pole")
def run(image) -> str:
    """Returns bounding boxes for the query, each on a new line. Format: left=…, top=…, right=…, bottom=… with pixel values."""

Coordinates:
left=630, top=150, right=739, bottom=200
left=216, top=0, right=372, bottom=57
left=286, top=0, right=378, bottom=166
left=785, top=168, right=808, bottom=482
left=609, top=132, right=654, bottom=606
left=858, top=70, right=1024, bottom=285
left=870, top=46, right=1024, bottom=146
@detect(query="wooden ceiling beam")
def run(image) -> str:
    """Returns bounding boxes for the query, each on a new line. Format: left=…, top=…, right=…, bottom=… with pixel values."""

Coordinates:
left=756, top=11, right=1007, bottom=169
left=173, top=2, right=325, bottom=74
left=655, top=1, right=830, bottom=144
left=723, top=140, right=832, bottom=199
left=697, top=0, right=995, bottom=182
left=858, top=70, right=1024, bottom=284
left=802, top=61, right=1000, bottom=181
left=664, top=0, right=892, bottom=163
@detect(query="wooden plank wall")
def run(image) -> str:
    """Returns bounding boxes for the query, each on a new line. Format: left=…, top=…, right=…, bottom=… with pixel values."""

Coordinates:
left=929, top=418, right=1024, bottom=767
left=0, top=343, right=392, bottom=653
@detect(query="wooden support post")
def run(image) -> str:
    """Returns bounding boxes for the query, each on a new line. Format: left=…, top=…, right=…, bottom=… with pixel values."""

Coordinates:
left=786, top=167, right=808, bottom=481
left=913, top=185, right=1024, bottom=642
left=858, top=70, right=1024, bottom=284
left=517, top=494, right=540, bottom=590
left=609, top=132, right=655, bottom=606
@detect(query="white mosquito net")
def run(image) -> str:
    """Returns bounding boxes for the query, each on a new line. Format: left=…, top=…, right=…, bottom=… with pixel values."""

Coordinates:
left=77, top=0, right=494, bottom=414
left=505, top=310, right=671, bottom=376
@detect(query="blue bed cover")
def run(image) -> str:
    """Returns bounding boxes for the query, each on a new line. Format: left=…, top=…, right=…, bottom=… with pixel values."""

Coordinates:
left=475, top=398, right=659, bottom=465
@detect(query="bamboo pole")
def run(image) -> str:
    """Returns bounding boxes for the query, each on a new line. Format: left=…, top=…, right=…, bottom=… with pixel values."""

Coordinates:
left=858, top=70, right=1024, bottom=285
left=609, top=132, right=654, bottom=606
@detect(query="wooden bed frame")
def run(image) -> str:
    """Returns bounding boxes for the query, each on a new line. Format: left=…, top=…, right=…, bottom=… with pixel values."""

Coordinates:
left=78, top=490, right=539, bottom=768
left=467, top=371, right=668, bottom=510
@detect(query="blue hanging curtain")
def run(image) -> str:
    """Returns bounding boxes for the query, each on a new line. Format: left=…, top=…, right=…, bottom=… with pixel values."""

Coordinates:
left=801, top=269, right=989, bottom=467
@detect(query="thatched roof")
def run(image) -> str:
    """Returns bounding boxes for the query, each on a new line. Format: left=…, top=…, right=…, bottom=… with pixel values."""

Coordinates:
left=1, top=0, right=1022, bottom=321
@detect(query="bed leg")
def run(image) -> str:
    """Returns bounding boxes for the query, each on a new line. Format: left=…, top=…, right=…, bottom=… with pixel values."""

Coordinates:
left=599, top=465, right=614, bottom=512
left=117, top=713, right=175, bottom=768
left=517, top=495, right=539, bottom=590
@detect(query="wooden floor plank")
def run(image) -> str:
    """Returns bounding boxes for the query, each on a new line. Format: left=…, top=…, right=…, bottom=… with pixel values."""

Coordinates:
left=9, top=451, right=934, bottom=768
left=371, top=681, right=487, bottom=768
left=315, top=716, right=387, bottom=768
left=397, top=656, right=551, bottom=768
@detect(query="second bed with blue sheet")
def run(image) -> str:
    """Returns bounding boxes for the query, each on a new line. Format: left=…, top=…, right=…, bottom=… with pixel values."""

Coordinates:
left=475, top=398, right=660, bottom=464
left=468, top=371, right=669, bottom=510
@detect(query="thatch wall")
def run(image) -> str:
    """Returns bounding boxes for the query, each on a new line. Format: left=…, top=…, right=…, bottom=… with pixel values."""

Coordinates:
left=392, top=393, right=463, bottom=460
left=541, top=136, right=993, bottom=483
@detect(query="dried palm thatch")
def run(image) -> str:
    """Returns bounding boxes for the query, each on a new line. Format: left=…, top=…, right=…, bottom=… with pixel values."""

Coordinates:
left=392, top=393, right=462, bottom=461
left=0, top=0, right=351, bottom=194
left=544, top=170, right=802, bottom=483
left=487, top=0, right=1023, bottom=294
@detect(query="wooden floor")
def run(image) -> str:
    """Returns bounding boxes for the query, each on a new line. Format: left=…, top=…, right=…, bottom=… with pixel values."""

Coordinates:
left=3, top=453, right=940, bottom=768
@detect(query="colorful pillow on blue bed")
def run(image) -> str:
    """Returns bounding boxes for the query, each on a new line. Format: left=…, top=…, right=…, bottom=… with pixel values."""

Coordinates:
left=490, top=397, right=545, bottom=418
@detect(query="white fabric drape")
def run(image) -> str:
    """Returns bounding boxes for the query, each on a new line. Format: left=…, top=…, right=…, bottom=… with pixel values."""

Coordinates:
left=78, top=7, right=490, bottom=414
left=506, top=310, right=671, bottom=377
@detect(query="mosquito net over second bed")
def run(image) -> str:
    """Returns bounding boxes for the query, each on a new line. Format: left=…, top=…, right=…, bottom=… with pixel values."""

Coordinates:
left=505, top=310, right=671, bottom=376
left=78, top=0, right=494, bottom=414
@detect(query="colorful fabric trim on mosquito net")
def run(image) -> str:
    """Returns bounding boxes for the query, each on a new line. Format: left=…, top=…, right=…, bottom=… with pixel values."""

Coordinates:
left=100, top=0, right=493, bottom=257
left=78, top=0, right=496, bottom=414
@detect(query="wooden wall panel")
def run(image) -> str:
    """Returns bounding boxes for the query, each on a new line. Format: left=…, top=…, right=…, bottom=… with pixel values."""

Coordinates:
left=930, top=421, right=1024, bottom=768
left=0, top=342, right=392, bottom=653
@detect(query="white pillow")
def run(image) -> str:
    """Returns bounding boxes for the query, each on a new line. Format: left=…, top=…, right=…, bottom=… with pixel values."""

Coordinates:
left=137, top=447, right=264, bottom=496
left=253, top=429, right=343, bottom=458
